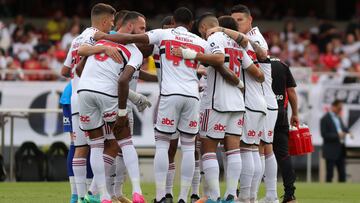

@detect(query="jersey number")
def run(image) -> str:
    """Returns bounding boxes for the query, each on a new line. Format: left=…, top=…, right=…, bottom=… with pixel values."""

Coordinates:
left=163, top=40, right=204, bottom=69
left=225, top=48, right=242, bottom=77
left=94, top=40, right=129, bottom=62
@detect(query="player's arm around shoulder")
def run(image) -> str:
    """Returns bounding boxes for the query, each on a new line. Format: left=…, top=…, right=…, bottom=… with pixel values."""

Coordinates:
left=243, top=50, right=264, bottom=82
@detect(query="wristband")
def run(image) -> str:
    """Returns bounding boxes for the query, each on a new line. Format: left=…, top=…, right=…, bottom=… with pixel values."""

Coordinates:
left=237, top=80, right=244, bottom=89
left=118, top=109, right=127, bottom=117
left=181, top=48, right=198, bottom=59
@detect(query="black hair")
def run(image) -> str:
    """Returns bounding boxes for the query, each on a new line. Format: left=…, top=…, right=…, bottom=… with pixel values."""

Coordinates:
left=332, top=99, right=343, bottom=107
left=197, top=12, right=216, bottom=26
left=190, top=18, right=201, bottom=36
left=121, top=11, right=145, bottom=26
left=114, top=10, right=130, bottom=25
left=91, top=3, right=116, bottom=18
left=218, top=16, right=238, bottom=31
left=173, top=7, right=193, bottom=25
left=161, top=16, right=173, bottom=28
left=231, top=4, right=251, bottom=16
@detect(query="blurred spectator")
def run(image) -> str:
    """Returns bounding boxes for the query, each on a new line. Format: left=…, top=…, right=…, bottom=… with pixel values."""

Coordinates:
left=280, top=20, right=296, bottom=44
left=0, top=21, right=11, bottom=52
left=0, top=48, right=6, bottom=79
left=45, top=10, right=67, bottom=44
left=9, top=15, right=25, bottom=36
left=318, top=19, right=337, bottom=53
left=12, top=33, right=34, bottom=62
left=61, top=23, right=80, bottom=51
left=341, top=33, right=360, bottom=64
left=320, top=42, right=340, bottom=71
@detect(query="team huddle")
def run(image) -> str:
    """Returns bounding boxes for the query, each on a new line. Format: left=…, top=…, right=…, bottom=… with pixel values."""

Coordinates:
left=61, top=3, right=281, bottom=203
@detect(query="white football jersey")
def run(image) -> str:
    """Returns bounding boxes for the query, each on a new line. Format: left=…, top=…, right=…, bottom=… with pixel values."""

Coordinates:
left=247, top=27, right=278, bottom=109
left=78, top=40, right=143, bottom=96
left=152, top=46, right=161, bottom=87
left=201, top=32, right=252, bottom=112
left=146, top=26, right=208, bottom=99
left=63, top=27, right=98, bottom=114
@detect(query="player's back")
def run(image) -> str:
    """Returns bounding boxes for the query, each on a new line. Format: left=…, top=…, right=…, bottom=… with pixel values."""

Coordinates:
left=202, top=32, right=249, bottom=112
left=247, top=26, right=277, bottom=109
left=146, top=26, right=207, bottom=99
left=63, top=27, right=98, bottom=113
left=78, top=40, right=142, bottom=97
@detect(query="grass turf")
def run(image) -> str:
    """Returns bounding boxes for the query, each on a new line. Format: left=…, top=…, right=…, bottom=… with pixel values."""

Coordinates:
left=0, top=182, right=359, bottom=203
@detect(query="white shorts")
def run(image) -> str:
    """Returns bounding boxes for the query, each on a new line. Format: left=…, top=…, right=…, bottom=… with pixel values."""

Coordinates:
left=78, top=91, right=117, bottom=131
left=242, top=109, right=266, bottom=145
left=72, top=114, right=88, bottom=146
left=199, top=109, right=244, bottom=139
left=261, top=109, right=278, bottom=143
left=155, top=95, right=199, bottom=135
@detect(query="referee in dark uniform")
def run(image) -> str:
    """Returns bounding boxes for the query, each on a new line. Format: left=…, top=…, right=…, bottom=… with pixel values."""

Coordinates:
left=271, top=57, right=299, bottom=203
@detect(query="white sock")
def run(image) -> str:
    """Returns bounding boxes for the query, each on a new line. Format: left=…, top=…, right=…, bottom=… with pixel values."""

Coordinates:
left=89, top=179, right=98, bottom=195
left=250, top=150, right=262, bottom=201
left=118, top=138, right=142, bottom=194
left=202, top=153, right=220, bottom=201
left=89, top=137, right=110, bottom=201
left=239, top=149, right=254, bottom=201
left=69, top=176, right=77, bottom=195
left=191, top=160, right=201, bottom=195
left=86, top=178, right=92, bottom=192
left=261, top=154, right=265, bottom=181
left=154, top=132, right=170, bottom=201
left=114, top=153, right=126, bottom=198
left=104, top=154, right=116, bottom=197
left=264, top=153, right=278, bottom=200
left=200, top=157, right=210, bottom=197
left=72, top=157, right=87, bottom=198
left=178, top=135, right=196, bottom=202
left=166, top=162, right=176, bottom=195
left=224, top=149, right=241, bottom=198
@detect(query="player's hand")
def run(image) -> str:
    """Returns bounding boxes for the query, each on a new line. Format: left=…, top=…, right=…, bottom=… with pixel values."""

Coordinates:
left=134, top=94, right=152, bottom=112
left=171, top=47, right=183, bottom=58
left=240, top=35, right=249, bottom=48
left=104, top=46, right=123, bottom=64
left=113, top=115, right=131, bottom=139
left=290, top=114, right=299, bottom=127
left=206, top=26, right=222, bottom=38
left=94, top=31, right=106, bottom=41
left=197, top=64, right=207, bottom=76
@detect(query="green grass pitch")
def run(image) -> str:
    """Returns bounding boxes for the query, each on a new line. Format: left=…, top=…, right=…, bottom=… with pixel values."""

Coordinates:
left=0, top=182, right=359, bottom=203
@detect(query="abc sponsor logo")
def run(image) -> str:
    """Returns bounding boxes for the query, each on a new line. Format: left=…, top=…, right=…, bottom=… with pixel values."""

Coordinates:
left=80, top=115, right=90, bottom=123
left=161, top=118, right=174, bottom=126
left=214, top=123, right=226, bottom=132
left=189, top=121, right=198, bottom=128
left=268, top=130, right=273, bottom=137
left=237, top=118, right=244, bottom=126
left=247, top=130, right=256, bottom=137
